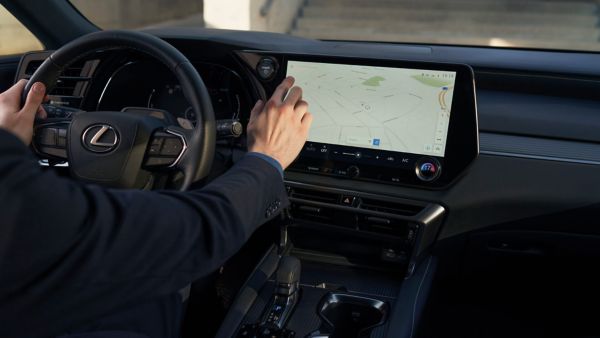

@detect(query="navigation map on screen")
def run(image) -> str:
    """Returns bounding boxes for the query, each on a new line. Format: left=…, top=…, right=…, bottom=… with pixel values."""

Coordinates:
left=286, top=60, right=456, bottom=156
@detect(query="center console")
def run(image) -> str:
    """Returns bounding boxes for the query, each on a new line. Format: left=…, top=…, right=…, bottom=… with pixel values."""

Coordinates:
left=216, top=183, right=446, bottom=338
left=216, top=51, right=479, bottom=338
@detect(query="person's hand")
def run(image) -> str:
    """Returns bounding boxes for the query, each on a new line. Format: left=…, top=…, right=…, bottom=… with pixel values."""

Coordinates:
left=0, top=80, right=47, bottom=145
left=247, top=76, right=313, bottom=169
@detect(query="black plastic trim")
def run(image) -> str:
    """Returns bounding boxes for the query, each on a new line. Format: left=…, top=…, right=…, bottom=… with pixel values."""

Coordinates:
left=386, top=255, right=437, bottom=338
left=480, top=132, right=600, bottom=166
left=215, top=245, right=281, bottom=338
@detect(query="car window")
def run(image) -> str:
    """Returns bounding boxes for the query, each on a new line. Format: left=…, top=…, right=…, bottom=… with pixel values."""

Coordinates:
left=70, top=0, right=203, bottom=30
left=0, top=5, right=43, bottom=55
left=70, top=0, right=600, bottom=53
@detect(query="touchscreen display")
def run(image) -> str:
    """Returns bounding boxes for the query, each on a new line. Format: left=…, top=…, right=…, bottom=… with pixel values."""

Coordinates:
left=286, top=60, right=456, bottom=157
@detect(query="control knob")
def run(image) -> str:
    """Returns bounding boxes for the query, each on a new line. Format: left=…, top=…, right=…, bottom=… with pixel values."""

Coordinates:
left=415, top=157, right=441, bottom=182
left=256, top=57, right=278, bottom=80
left=347, top=165, right=360, bottom=178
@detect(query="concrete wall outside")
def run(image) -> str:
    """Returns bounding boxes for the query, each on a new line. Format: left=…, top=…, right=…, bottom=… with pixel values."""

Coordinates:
left=0, top=0, right=301, bottom=55
left=0, top=0, right=204, bottom=55
left=204, top=0, right=251, bottom=31
left=250, top=0, right=303, bottom=33
left=71, top=0, right=203, bottom=29
left=205, top=0, right=302, bottom=33
left=0, top=5, right=43, bottom=55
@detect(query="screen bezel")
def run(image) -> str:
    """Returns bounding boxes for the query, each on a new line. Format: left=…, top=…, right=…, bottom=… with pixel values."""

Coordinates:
left=247, top=52, right=478, bottom=188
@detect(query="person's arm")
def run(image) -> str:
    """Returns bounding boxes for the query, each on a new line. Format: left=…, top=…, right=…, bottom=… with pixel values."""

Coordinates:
left=0, top=77, right=312, bottom=337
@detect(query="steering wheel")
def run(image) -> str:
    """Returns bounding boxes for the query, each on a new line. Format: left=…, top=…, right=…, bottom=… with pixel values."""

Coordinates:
left=23, top=30, right=216, bottom=191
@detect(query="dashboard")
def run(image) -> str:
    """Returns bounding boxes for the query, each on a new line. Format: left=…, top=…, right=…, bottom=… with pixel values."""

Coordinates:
left=20, top=47, right=478, bottom=189
left=17, top=51, right=254, bottom=136
left=16, top=28, right=600, bottom=242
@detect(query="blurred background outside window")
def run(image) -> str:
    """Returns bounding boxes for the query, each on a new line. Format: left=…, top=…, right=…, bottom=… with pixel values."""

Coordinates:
left=0, top=5, right=43, bottom=55
left=3, top=0, right=600, bottom=55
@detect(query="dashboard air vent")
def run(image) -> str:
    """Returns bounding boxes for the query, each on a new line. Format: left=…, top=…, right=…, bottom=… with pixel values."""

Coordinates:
left=289, top=187, right=339, bottom=204
left=24, top=60, right=43, bottom=75
left=291, top=204, right=337, bottom=226
left=286, top=184, right=426, bottom=237
left=22, top=58, right=100, bottom=108
left=360, top=198, right=423, bottom=217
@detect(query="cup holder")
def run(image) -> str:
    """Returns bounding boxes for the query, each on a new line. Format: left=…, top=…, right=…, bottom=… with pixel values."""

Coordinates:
left=314, top=292, right=389, bottom=338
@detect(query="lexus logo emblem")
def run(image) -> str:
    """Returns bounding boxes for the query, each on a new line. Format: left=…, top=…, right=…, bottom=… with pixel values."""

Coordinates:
left=82, top=124, right=119, bottom=153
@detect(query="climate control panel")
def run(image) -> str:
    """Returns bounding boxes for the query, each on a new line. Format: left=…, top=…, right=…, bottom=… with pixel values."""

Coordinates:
left=290, top=141, right=446, bottom=187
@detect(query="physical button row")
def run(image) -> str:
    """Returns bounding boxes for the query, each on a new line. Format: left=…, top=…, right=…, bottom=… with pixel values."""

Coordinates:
left=144, top=131, right=185, bottom=167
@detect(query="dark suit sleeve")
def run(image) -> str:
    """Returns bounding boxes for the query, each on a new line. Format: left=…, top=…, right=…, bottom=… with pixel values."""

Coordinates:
left=0, top=129, right=288, bottom=338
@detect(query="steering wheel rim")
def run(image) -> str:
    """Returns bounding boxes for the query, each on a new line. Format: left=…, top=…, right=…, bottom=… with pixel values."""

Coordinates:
left=24, top=30, right=215, bottom=191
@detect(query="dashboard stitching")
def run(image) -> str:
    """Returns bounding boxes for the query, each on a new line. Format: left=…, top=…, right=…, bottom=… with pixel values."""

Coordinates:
left=481, top=150, right=600, bottom=166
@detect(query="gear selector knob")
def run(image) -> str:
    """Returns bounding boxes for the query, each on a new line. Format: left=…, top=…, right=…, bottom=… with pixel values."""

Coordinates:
left=276, top=256, right=301, bottom=296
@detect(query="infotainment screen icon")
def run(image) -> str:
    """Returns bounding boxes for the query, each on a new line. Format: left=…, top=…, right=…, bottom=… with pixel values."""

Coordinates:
left=286, top=61, right=456, bottom=157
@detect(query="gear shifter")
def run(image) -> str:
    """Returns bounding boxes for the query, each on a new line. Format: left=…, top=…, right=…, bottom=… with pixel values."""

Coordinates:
left=275, top=255, right=301, bottom=297
left=261, top=256, right=301, bottom=330
left=237, top=257, right=301, bottom=338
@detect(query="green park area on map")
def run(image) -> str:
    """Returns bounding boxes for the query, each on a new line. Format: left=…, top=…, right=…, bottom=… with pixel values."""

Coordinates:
left=411, top=74, right=452, bottom=88
left=362, top=76, right=385, bottom=87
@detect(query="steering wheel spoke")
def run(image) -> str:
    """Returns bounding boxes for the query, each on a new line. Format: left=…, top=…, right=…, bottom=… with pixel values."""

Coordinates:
left=32, top=121, right=70, bottom=160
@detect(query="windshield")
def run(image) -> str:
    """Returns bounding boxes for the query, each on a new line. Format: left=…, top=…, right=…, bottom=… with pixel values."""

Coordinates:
left=70, top=0, right=600, bottom=52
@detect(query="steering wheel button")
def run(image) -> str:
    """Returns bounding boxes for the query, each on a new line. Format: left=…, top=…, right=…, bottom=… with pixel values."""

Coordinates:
left=145, top=156, right=176, bottom=167
left=38, top=128, right=58, bottom=146
left=148, top=138, right=164, bottom=155
left=57, top=132, right=67, bottom=147
left=161, top=138, right=183, bottom=156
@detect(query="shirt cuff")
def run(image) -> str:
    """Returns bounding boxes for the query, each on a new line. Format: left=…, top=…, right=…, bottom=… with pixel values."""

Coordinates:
left=245, top=152, right=284, bottom=177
